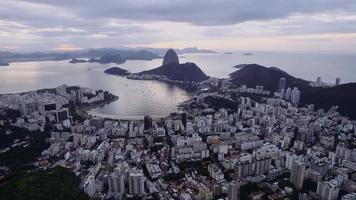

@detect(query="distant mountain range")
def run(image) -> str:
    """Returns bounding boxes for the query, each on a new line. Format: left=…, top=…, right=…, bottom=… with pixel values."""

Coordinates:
left=70, top=53, right=126, bottom=64
left=84, top=49, right=161, bottom=60
left=0, top=51, right=75, bottom=63
left=0, top=61, right=9, bottom=66
left=0, top=47, right=215, bottom=64
left=230, top=64, right=356, bottom=119
left=69, top=58, right=87, bottom=63
left=0, top=48, right=160, bottom=64
left=141, top=47, right=216, bottom=56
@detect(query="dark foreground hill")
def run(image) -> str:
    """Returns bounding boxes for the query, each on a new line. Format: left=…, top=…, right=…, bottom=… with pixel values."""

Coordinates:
left=0, top=124, right=49, bottom=170
left=230, top=64, right=356, bottom=119
left=230, top=64, right=310, bottom=91
left=301, top=83, right=356, bottom=119
left=138, top=62, right=209, bottom=82
left=0, top=166, right=89, bottom=200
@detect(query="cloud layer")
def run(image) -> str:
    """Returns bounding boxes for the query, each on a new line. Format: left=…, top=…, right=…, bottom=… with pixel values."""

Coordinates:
left=1, top=0, right=356, bottom=52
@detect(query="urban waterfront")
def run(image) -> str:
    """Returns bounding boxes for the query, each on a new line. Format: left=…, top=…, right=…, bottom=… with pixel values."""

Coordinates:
left=2, top=1, right=356, bottom=199
left=0, top=52, right=355, bottom=119
left=0, top=59, right=192, bottom=119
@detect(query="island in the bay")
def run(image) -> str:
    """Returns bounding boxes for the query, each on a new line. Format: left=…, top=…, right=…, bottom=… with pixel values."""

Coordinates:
left=127, top=49, right=208, bottom=90
left=243, top=52, right=253, bottom=56
left=104, top=67, right=130, bottom=76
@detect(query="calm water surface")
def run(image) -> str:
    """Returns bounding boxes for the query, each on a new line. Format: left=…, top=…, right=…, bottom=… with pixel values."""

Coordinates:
left=0, top=60, right=191, bottom=119
left=0, top=51, right=355, bottom=119
left=180, top=52, right=356, bottom=83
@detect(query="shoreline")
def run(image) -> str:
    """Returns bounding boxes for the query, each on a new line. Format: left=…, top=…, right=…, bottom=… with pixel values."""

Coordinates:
left=127, top=74, right=202, bottom=91
left=86, top=110, right=168, bottom=120
left=75, top=96, right=119, bottom=119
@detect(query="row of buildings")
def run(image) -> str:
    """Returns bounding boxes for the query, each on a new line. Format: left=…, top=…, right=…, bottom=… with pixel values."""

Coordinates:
left=1, top=77, right=356, bottom=200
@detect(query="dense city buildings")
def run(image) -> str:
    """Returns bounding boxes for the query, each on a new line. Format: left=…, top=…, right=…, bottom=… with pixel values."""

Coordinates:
left=317, top=180, right=339, bottom=200
left=279, top=78, right=287, bottom=92
left=336, top=78, right=341, bottom=86
left=317, top=77, right=322, bottom=87
left=290, top=160, right=306, bottom=190
left=1, top=0, right=356, bottom=199
left=228, top=181, right=240, bottom=200
left=1, top=76, right=356, bottom=200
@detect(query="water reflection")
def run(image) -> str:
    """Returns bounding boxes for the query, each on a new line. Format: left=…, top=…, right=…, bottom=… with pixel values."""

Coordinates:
left=1, top=52, right=355, bottom=119
left=0, top=59, right=192, bottom=119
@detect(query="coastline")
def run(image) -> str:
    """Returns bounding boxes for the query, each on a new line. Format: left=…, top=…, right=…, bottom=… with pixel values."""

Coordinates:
left=86, top=111, right=167, bottom=120
left=75, top=95, right=119, bottom=119
left=127, top=74, right=202, bottom=91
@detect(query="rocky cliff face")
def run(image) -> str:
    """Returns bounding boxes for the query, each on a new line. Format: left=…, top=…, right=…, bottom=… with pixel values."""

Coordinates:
left=162, top=49, right=179, bottom=66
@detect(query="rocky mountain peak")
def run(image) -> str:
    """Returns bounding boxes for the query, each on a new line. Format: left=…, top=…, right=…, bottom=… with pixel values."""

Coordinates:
left=162, top=49, right=179, bottom=66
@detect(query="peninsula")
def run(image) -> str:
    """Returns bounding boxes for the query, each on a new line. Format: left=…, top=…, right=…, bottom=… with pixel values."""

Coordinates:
left=127, top=49, right=208, bottom=90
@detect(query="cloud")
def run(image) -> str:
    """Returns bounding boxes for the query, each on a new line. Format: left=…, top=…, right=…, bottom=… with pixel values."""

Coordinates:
left=0, top=0, right=356, bottom=52
left=199, top=11, right=356, bottom=38
left=54, top=44, right=82, bottom=51
left=16, top=0, right=356, bottom=25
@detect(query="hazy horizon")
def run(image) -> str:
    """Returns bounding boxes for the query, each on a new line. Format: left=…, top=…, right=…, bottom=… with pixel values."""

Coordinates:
left=3, top=46, right=356, bottom=55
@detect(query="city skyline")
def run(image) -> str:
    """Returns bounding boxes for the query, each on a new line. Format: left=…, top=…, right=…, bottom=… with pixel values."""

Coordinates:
left=1, top=1, right=356, bottom=200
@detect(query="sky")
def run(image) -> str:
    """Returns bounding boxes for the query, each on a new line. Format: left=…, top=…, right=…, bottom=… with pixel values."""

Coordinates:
left=1, top=0, right=356, bottom=53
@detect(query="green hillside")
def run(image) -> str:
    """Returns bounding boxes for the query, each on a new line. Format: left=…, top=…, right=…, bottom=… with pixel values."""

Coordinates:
left=0, top=166, right=89, bottom=200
